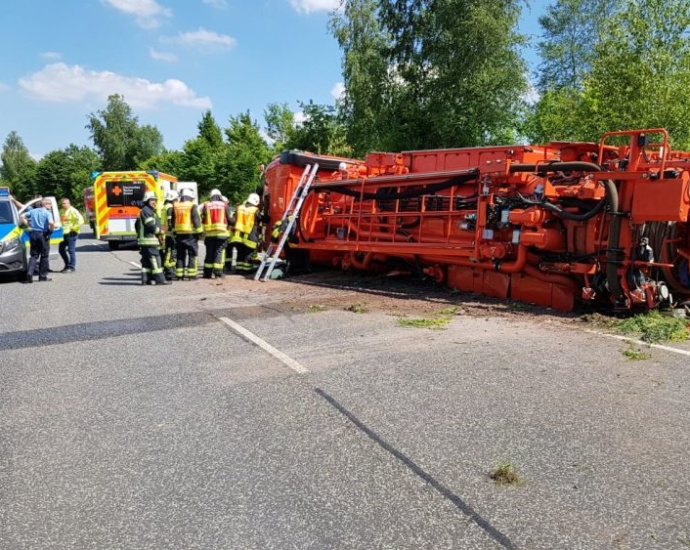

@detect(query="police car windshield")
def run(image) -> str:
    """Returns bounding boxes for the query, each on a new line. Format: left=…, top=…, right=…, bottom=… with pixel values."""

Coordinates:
left=0, top=201, right=14, bottom=224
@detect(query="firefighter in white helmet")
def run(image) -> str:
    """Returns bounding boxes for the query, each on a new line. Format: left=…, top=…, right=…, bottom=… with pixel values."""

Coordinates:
left=170, top=187, right=202, bottom=280
left=135, top=191, right=170, bottom=285
left=161, top=190, right=179, bottom=280
left=199, top=188, right=236, bottom=279
left=228, top=192, right=262, bottom=273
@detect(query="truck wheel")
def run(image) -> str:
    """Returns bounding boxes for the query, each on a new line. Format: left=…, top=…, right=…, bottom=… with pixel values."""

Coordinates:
left=108, top=241, right=120, bottom=250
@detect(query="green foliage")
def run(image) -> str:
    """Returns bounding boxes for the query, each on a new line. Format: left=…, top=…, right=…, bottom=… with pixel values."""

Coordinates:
left=489, top=461, right=522, bottom=485
left=530, top=0, right=690, bottom=147
left=397, top=316, right=451, bottom=329
left=264, top=103, right=296, bottom=153
left=197, top=110, right=224, bottom=149
left=288, top=101, right=352, bottom=157
left=585, top=0, right=690, bottom=148
left=34, top=144, right=100, bottom=201
left=621, top=343, right=651, bottom=361
left=333, top=0, right=528, bottom=153
left=221, top=111, right=272, bottom=204
left=536, top=0, right=622, bottom=92
left=140, top=149, right=186, bottom=177
left=0, top=131, right=37, bottom=199
left=617, top=311, right=689, bottom=343
left=331, top=0, right=390, bottom=156
left=86, top=94, right=164, bottom=170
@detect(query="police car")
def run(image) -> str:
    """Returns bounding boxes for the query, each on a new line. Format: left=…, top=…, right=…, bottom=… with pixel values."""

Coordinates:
left=0, top=187, right=63, bottom=280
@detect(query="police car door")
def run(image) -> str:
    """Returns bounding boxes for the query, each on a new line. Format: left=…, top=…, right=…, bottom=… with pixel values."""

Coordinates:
left=19, top=197, right=64, bottom=250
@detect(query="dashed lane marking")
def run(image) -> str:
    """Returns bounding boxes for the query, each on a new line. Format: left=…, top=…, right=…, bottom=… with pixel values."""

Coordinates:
left=218, top=316, right=310, bottom=374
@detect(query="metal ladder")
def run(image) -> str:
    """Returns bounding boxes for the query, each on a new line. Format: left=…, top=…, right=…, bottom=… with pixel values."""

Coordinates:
left=254, top=162, right=319, bottom=281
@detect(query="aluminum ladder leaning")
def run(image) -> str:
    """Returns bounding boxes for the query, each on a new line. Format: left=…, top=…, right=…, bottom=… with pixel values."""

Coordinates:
left=254, top=162, right=319, bottom=281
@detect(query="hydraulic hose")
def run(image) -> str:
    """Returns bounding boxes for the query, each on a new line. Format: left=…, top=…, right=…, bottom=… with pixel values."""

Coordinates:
left=511, top=161, right=625, bottom=303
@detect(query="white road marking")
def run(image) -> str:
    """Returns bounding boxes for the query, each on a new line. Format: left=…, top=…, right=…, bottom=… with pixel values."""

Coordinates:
left=218, top=316, right=310, bottom=374
left=128, top=261, right=141, bottom=268
left=586, top=329, right=690, bottom=357
left=90, top=241, right=107, bottom=246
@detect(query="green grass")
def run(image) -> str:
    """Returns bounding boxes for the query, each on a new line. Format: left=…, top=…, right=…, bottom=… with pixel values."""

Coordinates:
left=617, top=311, right=689, bottom=343
left=397, top=316, right=451, bottom=329
left=345, top=303, right=369, bottom=313
left=308, top=304, right=327, bottom=312
left=621, top=343, right=651, bottom=361
left=489, top=461, right=522, bottom=485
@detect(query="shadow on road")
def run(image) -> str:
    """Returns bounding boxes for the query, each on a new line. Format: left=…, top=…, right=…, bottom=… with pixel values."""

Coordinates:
left=0, top=311, right=215, bottom=351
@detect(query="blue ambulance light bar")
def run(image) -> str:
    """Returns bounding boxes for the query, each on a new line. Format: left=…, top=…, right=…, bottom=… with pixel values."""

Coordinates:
left=0, top=186, right=10, bottom=197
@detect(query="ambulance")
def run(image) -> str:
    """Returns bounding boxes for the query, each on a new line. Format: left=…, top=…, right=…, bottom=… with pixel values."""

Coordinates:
left=91, top=171, right=177, bottom=249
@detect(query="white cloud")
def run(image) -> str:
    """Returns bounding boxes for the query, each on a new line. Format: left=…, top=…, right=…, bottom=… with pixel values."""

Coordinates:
left=202, top=0, right=228, bottom=8
left=290, top=0, right=340, bottom=14
left=19, top=63, right=211, bottom=110
left=149, top=48, right=178, bottom=62
left=103, top=0, right=172, bottom=29
left=294, top=111, right=306, bottom=125
left=41, top=51, right=62, bottom=60
left=174, top=27, right=236, bottom=48
left=331, top=82, right=345, bottom=100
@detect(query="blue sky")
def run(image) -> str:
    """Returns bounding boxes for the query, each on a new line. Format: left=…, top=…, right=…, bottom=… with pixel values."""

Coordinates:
left=0, top=0, right=548, bottom=160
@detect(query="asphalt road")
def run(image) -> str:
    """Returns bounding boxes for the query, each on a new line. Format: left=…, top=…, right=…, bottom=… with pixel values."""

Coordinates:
left=1, top=234, right=689, bottom=549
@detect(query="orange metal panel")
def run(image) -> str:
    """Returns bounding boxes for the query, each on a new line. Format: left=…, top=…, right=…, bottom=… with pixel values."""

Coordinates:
left=631, top=179, right=690, bottom=222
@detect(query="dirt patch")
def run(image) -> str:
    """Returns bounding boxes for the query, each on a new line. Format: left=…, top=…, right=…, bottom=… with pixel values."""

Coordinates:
left=202, top=268, right=582, bottom=325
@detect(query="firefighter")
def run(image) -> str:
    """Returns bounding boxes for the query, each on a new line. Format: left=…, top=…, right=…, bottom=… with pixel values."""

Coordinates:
left=135, top=191, right=170, bottom=286
left=228, top=192, right=262, bottom=273
left=199, top=188, right=235, bottom=279
left=161, top=190, right=179, bottom=280
left=171, top=188, right=202, bottom=280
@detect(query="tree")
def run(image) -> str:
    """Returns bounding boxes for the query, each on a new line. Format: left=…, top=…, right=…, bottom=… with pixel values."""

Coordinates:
left=140, top=149, right=186, bottom=178
left=264, top=103, right=296, bottom=153
left=34, top=145, right=100, bottom=201
left=220, top=112, right=272, bottom=204
left=197, top=110, right=224, bottom=149
left=331, top=0, right=391, bottom=155
left=536, top=0, right=622, bottom=92
left=333, top=0, right=528, bottom=152
left=0, top=131, right=37, bottom=199
left=528, top=0, right=690, bottom=147
left=288, top=101, right=351, bottom=156
left=584, top=0, right=690, bottom=147
left=86, top=94, right=164, bottom=170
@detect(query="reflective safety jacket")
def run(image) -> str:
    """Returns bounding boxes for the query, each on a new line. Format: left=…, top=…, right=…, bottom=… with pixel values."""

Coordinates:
left=172, top=200, right=201, bottom=235
left=160, top=201, right=173, bottom=233
left=61, top=206, right=84, bottom=234
left=230, top=203, right=259, bottom=248
left=135, top=205, right=161, bottom=247
left=201, top=200, right=234, bottom=238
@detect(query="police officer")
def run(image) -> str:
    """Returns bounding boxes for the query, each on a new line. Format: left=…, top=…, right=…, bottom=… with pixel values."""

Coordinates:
left=25, top=198, right=55, bottom=283
left=171, top=188, right=201, bottom=280
left=135, top=191, right=170, bottom=286
left=161, top=190, right=179, bottom=280
left=200, top=188, right=235, bottom=279
left=228, top=192, right=262, bottom=273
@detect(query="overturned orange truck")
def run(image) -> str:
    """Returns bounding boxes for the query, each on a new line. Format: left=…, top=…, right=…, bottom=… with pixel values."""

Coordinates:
left=263, top=128, right=690, bottom=313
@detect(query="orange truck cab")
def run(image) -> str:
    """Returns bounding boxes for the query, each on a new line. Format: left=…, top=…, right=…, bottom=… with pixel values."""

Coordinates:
left=91, top=170, right=177, bottom=249
left=82, top=186, right=95, bottom=231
